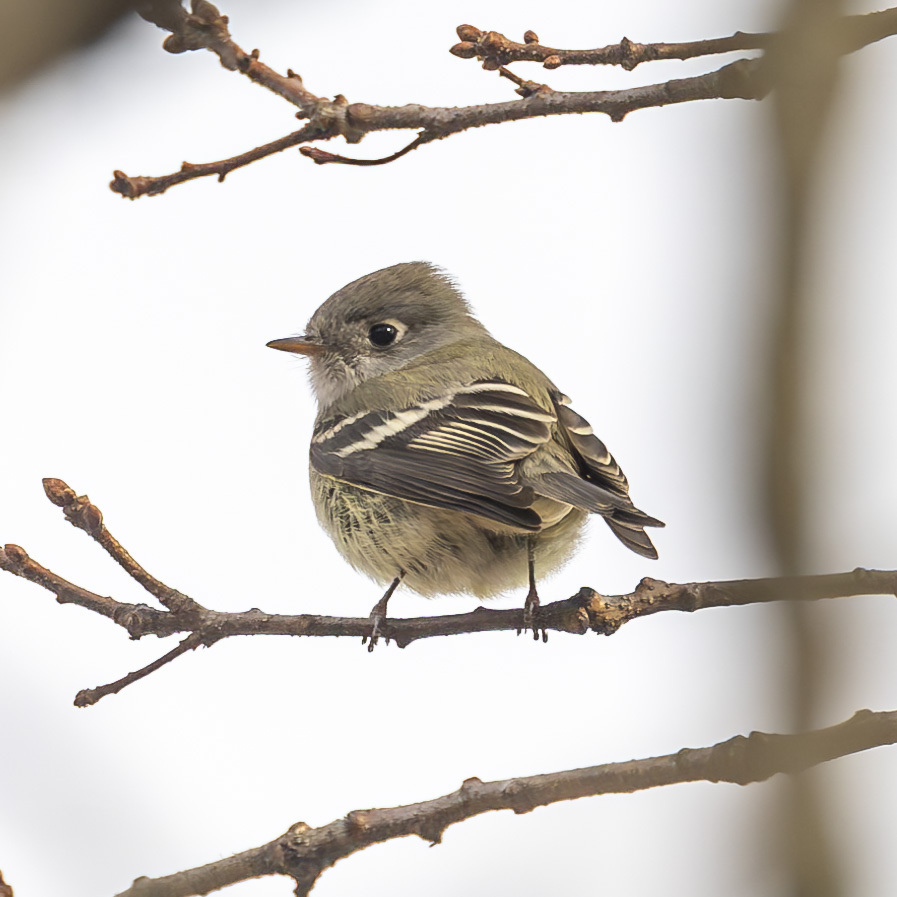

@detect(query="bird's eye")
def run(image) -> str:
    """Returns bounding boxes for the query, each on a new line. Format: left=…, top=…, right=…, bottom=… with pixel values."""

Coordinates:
left=368, top=323, right=399, bottom=347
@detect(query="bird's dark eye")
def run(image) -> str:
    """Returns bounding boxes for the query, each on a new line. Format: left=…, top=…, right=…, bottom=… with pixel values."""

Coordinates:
left=368, top=323, right=398, bottom=347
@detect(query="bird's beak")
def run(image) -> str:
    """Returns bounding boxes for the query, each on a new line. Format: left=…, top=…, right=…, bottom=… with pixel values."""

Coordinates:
left=266, top=335, right=324, bottom=356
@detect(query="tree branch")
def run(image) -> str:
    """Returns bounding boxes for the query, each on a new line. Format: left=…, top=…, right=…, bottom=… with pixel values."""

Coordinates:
left=111, top=708, right=897, bottom=897
left=40, top=478, right=200, bottom=616
left=111, top=60, right=764, bottom=197
left=73, top=633, right=207, bottom=708
left=449, top=24, right=774, bottom=71
left=448, top=10, right=897, bottom=71
left=766, top=1, right=853, bottom=892
left=298, top=132, right=436, bottom=167
left=136, top=0, right=323, bottom=113
left=109, top=124, right=325, bottom=198
left=109, top=3, right=897, bottom=198
left=1, top=479, right=895, bottom=705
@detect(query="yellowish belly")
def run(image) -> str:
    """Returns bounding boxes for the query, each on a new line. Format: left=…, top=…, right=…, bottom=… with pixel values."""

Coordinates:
left=310, top=470, right=587, bottom=598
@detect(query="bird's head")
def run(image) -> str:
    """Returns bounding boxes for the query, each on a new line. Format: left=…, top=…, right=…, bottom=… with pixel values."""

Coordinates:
left=267, top=262, right=486, bottom=408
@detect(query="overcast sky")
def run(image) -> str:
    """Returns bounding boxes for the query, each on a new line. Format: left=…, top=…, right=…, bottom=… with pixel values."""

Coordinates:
left=2, top=2, right=897, bottom=896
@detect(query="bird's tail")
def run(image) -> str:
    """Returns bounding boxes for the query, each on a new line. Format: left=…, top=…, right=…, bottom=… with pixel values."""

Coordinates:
left=604, top=508, right=663, bottom=559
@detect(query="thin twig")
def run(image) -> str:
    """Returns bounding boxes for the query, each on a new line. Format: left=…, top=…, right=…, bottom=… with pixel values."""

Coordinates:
left=74, top=632, right=206, bottom=707
left=1, top=479, right=895, bottom=704
left=110, top=124, right=327, bottom=198
left=0, top=543, right=179, bottom=638
left=299, top=132, right=434, bottom=166
left=112, top=709, right=897, bottom=897
left=496, top=65, right=553, bottom=98
left=137, top=0, right=324, bottom=113
left=449, top=9, right=897, bottom=70
left=41, top=478, right=200, bottom=616
left=451, top=25, right=773, bottom=71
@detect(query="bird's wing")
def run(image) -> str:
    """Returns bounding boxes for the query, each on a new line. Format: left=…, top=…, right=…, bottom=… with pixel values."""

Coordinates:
left=533, top=394, right=664, bottom=558
left=310, top=380, right=558, bottom=531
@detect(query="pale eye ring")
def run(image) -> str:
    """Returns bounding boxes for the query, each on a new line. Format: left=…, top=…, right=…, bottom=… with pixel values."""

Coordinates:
left=368, top=322, right=399, bottom=348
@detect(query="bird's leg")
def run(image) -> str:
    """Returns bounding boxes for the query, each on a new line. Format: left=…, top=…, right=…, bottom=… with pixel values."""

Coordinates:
left=522, top=537, right=545, bottom=641
left=365, top=571, right=404, bottom=652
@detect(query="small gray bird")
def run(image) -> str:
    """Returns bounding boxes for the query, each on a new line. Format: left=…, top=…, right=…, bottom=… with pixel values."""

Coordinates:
left=268, top=262, right=662, bottom=639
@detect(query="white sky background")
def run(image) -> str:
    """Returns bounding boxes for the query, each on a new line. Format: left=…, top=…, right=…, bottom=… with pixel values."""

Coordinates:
left=2, top=1, right=897, bottom=895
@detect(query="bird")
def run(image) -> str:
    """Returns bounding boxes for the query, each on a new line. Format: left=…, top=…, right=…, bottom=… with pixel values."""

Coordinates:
left=267, top=262, right=663, bottom=644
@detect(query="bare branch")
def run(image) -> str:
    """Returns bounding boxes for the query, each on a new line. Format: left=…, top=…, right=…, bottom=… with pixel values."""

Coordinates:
left=1, top=479, right=895, bottom=704
left=299, top=132, right=435, bottom=167
left=136, top=0, right=323, bottom=113
left=0, top=542, right=179, bottom=637
left=73, top=633, right=207, bottom=708
left=110, top=124, right=326, bottom=198
left=113, top=58, right=765, bottom=197
left=110, top=3, right=897, bottom=198
left=450, top=24, right=772, bottom=71
left=450, top=10, right=897, bottom=70
left=112, top=709, right=897, bottom=897
left=495, top=65, right=555, bottom=98
left=41, top=478, right=200, bottom=616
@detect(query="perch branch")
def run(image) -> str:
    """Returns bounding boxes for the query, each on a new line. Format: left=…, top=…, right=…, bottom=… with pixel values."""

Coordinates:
left=113, top=709, right=897, bottom=897
left=1, top=479, right=895, bottom=705
left=110, top=3, right=897, bottom=197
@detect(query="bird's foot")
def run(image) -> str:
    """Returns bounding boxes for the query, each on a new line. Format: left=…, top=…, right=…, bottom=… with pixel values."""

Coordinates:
left=521, top=586, right=548, bottom=643
left=365, top=604, right=390, bottom=652
left=520, top=538, right=547, bottom=642
left=362, top=575, right=402, bottom=652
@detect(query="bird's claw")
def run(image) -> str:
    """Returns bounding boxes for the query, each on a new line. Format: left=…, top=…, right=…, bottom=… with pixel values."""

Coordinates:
left=522, top=588, right=547, bottom=642
left=366, top=609, right=391, bottom=652
left=364, top=582, right=398, bottom=652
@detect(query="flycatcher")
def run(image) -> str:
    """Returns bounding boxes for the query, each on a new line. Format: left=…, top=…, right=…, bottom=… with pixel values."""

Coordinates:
left=268, top=262, right=663, bottom=641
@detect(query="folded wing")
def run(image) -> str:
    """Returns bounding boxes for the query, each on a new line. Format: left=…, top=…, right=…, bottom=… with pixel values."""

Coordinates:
left=310, top=381, right=555, bottom=531
left=311, top=379, right=664, bottom=556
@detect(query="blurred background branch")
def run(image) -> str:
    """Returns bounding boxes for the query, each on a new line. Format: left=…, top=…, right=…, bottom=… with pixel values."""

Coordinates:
left=768, top=0, right=849, bottom=894
left=0, top=0, right=132, bottom=91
